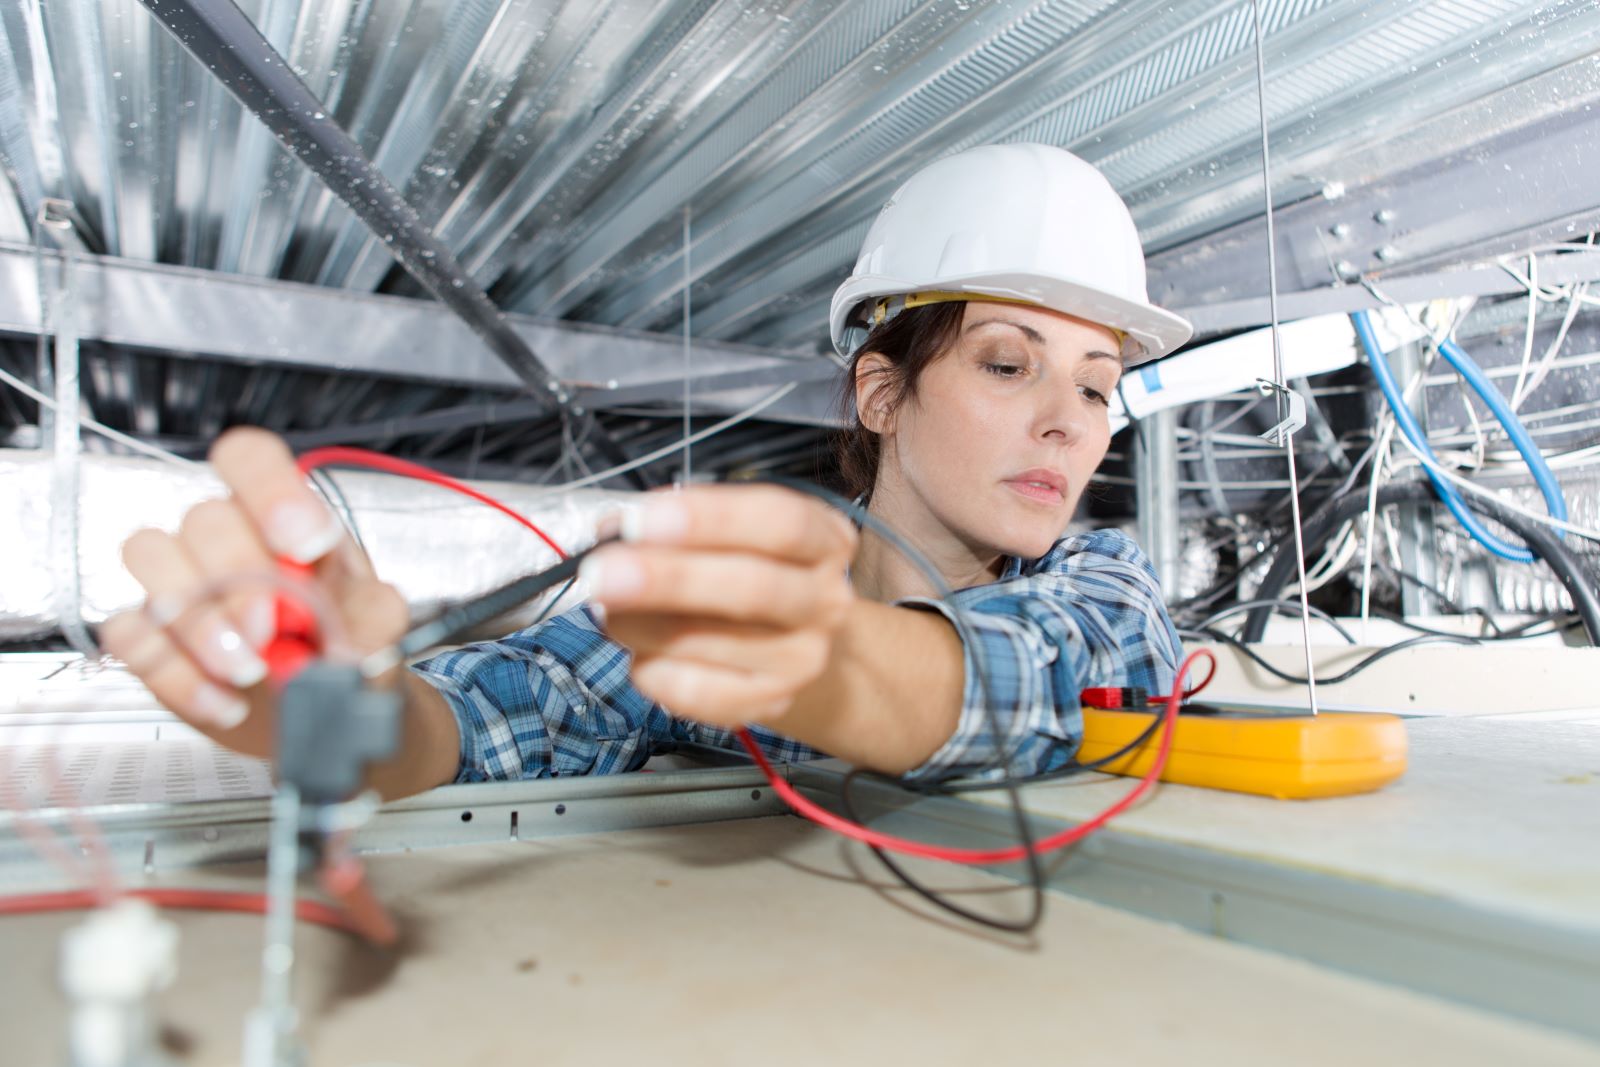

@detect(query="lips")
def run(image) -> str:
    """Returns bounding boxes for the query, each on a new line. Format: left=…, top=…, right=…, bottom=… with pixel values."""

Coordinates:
left=1004, top=467, right=1069, bottom=505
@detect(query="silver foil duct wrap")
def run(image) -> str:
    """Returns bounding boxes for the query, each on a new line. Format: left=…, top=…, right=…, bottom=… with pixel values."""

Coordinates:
left=1, top=448, right=640, bottom=641
left=1489, top=474, right=1600, bottom=615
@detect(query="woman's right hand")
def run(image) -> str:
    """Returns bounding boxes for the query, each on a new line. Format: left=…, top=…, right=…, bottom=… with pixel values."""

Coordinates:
left=99, top=427, right=412, bottom=763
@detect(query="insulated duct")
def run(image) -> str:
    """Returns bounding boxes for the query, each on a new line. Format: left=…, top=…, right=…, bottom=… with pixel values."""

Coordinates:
left=1, top=449, right=635, bottom=641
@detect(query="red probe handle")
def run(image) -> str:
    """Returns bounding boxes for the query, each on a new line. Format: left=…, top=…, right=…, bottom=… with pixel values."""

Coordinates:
left=263, top=559, right=321, bottom=687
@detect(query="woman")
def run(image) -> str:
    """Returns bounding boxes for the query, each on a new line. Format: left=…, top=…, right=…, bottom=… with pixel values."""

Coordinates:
left=101, top=143, right=1192, bottom=797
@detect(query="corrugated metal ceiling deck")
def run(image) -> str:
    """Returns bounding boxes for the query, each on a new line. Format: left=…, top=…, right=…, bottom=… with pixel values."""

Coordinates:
left=2, top=0, right=1599, bottom=475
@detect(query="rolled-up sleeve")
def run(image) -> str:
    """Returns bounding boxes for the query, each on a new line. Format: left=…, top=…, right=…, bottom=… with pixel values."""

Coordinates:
left=410, top=605, right=828, bottom=782
left=410, top=606, right=670, bottom=782
left=895, top=530, right=1182, bottom=785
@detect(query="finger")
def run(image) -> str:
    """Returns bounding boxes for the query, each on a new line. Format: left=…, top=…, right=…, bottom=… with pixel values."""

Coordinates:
left=629, top=656, right=792, bottom=726
left=100, top=611, right=254, bottom=733
left=604, top=614, right=827, bottom=680
left=620, top=485, right=856, bottom=565
left=580, top=545, right=850, bottom=629
left=331, top=577, right=409, bottom=675
left=122, top=528, right=269, bottom=691
left=209, top=427, right=347, bottom=566
left=177, top=498, right=280, bottom=651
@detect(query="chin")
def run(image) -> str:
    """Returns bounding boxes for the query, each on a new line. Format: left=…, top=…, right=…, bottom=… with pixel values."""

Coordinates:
left=1009, top=534, right=1061, bottom=561
left=987, top=523, right=1061, bottom=562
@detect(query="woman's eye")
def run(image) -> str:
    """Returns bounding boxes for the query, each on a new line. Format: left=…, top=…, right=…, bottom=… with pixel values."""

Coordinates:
left=1079, top=384, right=1111, bottom=406
left=982, top=361, right=1026, bottom=379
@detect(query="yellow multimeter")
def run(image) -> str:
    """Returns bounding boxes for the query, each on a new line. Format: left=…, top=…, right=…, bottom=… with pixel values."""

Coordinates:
left=1077, top=705, right=1408, bottom=800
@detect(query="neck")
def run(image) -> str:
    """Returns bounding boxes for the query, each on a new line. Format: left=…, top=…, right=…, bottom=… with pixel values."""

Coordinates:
left=850, top=470, right=1003, bottom=603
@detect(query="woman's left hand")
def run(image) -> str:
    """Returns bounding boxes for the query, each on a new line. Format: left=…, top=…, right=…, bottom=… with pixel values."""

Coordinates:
left=580, top=485, right=858, bottom=728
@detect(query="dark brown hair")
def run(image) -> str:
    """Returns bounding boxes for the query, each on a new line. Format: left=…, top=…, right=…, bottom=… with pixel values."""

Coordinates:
left=831, top=301, right=967, bottom=500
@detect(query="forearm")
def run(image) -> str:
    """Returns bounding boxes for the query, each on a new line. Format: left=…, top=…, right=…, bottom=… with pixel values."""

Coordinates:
left=365, top=671, right=463, bottom=801
left=779, top=600, right=964, bottom=776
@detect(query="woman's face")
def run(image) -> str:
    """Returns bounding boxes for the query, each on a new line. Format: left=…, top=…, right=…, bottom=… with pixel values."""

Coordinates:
left=867, top=301, right=1123, bottom=563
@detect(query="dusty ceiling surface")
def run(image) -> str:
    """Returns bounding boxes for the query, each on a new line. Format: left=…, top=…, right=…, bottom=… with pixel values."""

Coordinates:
left=2, top=0, right=1599, bottom=480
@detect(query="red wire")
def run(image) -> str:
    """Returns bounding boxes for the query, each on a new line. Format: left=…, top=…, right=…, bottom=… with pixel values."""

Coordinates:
left=287, top=448, right=1205, bottom=868
left=296, top=446, right=569, bottom=561
left=1151, top=651, right=1215, bottom=704
left=734, top=647, right=1210, bottom=865
left=0, top=887, right=363, bottom=937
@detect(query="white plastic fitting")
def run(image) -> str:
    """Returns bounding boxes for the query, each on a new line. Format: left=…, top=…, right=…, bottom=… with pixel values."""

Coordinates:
left=59, top=899, right=178, bottom=1067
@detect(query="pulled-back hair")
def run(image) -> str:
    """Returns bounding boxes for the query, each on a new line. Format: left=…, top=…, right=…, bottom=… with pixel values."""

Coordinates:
left=831, top=301, right=967, bottom=501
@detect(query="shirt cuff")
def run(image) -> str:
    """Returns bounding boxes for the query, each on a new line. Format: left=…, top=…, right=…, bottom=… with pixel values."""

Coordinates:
left=891, top=596, right=1080, bottom=785
left=407, top=662, right=492, bottom=784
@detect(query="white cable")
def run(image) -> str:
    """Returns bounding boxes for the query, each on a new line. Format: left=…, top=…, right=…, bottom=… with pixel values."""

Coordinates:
left=1514, top=281, right=1588, bottom=412
left=1510, top=253, right=1540, bottom=405
left=1451, top=372, right=1487, bottom=473
left=538, top=383, right=798, bottom=494
left=1427, top=400, right=1600, bottom=446
left=1358, top=417, right=1396, bottom=639
left=1422, top=348, right=1600, bottom=389
left=1391, top=430, right=1600, bottom=541
left=1286, top=519, right=1359, bottom=597
left=1356, top=338, right=1437, bottom=637
left=0, top=364, right=200, bottom=470
left=1499, top=256, right=1574, bottom=303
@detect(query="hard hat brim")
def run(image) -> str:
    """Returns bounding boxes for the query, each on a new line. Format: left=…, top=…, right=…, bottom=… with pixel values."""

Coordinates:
left=830, top=272, right=1193, bottom=367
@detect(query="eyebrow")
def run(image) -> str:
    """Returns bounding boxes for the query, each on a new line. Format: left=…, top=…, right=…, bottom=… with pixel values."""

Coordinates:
left=966, top=317, right=1121, bottom=364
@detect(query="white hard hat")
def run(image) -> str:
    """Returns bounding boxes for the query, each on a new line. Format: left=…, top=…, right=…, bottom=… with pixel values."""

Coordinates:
left=829, top=143, right=1192, bottom=366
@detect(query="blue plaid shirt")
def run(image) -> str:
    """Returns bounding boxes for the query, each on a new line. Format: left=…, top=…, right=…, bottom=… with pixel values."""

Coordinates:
left=412, top=529, right=1181, bottom=785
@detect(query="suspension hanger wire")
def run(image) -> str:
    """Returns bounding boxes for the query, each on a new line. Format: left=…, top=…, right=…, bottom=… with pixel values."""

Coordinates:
left=682, top=205, right=692, bottom=485
left=1250, top=0, right=1321, bottom=714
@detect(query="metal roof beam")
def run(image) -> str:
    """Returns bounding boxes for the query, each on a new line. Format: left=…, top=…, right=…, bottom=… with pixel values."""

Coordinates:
left=1149, top=101, right=1600, bottom=335
left=1178, top=251, right=1600, bottom=337
left=0, top=243, right=833, bottom=420
left=130, top=0, right=574, bottom=413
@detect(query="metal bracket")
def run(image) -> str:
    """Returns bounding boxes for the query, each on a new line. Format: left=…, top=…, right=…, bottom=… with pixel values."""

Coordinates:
left=1254, top=379, right=1307, bottom=447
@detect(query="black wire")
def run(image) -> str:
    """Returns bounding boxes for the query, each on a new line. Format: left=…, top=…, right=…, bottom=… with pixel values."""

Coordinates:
left=1496, top=612, right=1582, bottom=638
left=1196, top=598, right=1359, bottom=645
left=531, top=577, right=578, bottom=627
left=1371, top=560, right=1502, bottom=635
left=308, top=467, right=366, bottom=554
left=1368, top=607, right=1579, bottom=643
left=835, top=685, right=1193, bottom=922
left=1179, top=626, right=1474, bottom=685
left=394, top=543, right=604, bottom=659
left=836, top=766, right=1038, bottom=929
left=910, top=707, right=1169, bottom=794
left=760, top=476, right=1045, bottom=934
left=1239, top=482, right=1600, bottom=646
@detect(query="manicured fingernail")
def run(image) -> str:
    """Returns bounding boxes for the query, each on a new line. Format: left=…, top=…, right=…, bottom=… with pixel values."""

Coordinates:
left=579, top=551, right=644, bottom=600
left=192, top=682, right=249, bottom=730
left=588, top=601, right=607, bottom=628
left=206, top=622, right=268, bottom=688
left=621, top=498, right=689, bottom=543
left=266, top=500, right=343, bottom=564
left=244, top=597, right=276, bottom=650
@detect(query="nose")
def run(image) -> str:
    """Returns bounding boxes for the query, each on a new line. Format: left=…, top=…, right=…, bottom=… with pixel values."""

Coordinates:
left=1035, top=385, right=1090, bottom=447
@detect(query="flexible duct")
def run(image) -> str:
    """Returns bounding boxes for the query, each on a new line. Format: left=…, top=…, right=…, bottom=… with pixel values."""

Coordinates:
left=0, top=449, right=637, bottom=641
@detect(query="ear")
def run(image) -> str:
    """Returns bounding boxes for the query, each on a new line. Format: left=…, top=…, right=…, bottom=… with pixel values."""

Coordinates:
left=853, top=351, right=897, bottom=435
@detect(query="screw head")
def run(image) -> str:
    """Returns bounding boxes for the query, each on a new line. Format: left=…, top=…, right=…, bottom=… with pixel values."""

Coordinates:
left=1330, top=222, right=1351, bottom=239
left=1335, top=259, right=1360, bottom=281
left=1374, top=208, right=1395, bottom=225
left=1375, top=245, right=1400, bottom=262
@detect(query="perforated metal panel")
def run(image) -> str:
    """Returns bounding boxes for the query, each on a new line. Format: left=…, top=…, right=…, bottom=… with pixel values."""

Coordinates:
left=12, top=740, right=272, bottom=806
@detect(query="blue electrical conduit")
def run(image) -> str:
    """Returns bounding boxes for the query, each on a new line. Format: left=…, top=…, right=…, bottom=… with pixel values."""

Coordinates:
left=1349, top=310, right=1568, bottom=565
